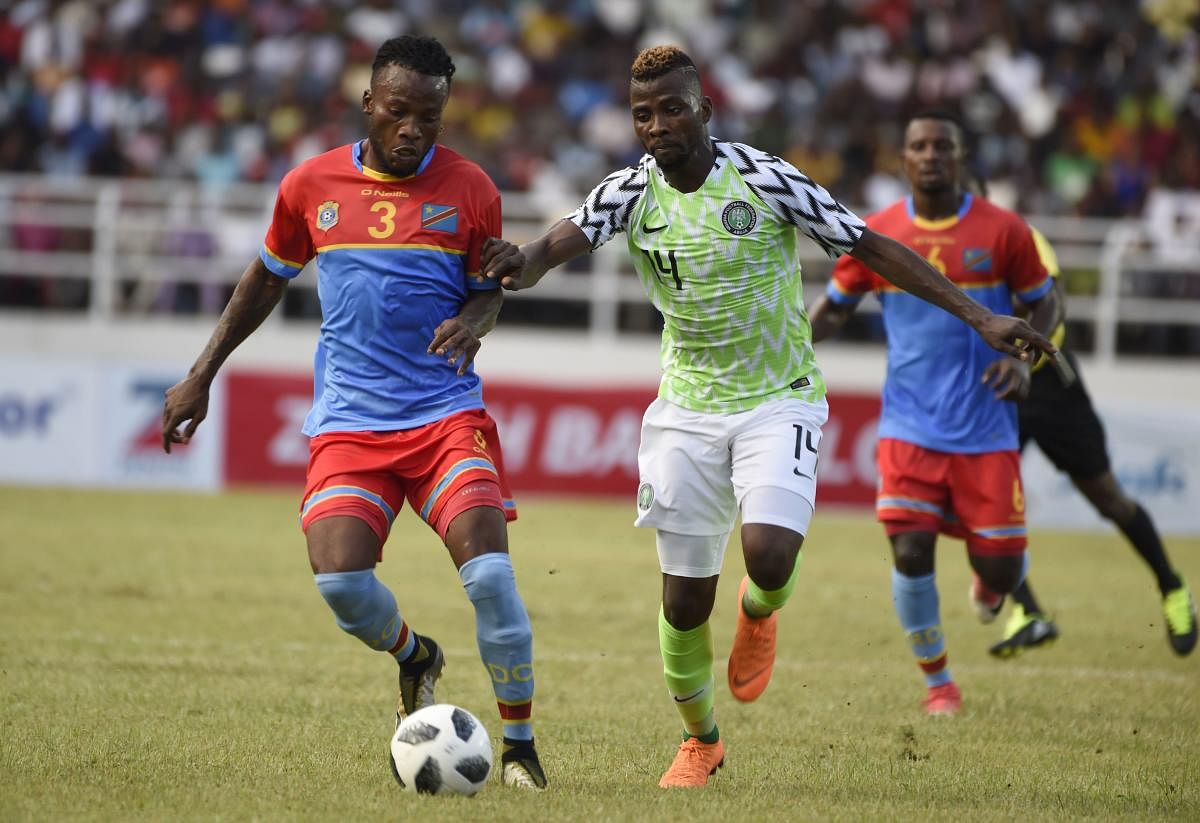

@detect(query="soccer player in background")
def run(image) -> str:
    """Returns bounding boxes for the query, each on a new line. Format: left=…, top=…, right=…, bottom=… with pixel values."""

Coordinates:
left=966, top=178, right=1197, bottom=659
left=160, top=36, right=547, bottom=790
left=809, top=112, right=1061, bottom=716
left=481, top=48, right=1054, bottom=786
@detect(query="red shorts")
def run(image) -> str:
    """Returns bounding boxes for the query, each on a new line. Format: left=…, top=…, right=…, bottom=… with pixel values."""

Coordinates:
left=300, top=408, right=517, bottom=547
left=875, top=438, right=1027, bottom=557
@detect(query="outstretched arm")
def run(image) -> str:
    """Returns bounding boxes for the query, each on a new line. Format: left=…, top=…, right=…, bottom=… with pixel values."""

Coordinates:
left=982, top=281, right=1064, bottom=401
left=482, top=220, right=593, bottom=291
left=161, top=257, right=288, bottom=451
left=849, top=228, right=1055, bottom=359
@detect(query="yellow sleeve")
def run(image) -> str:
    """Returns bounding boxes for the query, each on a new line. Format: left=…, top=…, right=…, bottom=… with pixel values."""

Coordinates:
left=1030, top=226, right=1060, bottom=279
left=1029, top=225, right=1064, bottom=372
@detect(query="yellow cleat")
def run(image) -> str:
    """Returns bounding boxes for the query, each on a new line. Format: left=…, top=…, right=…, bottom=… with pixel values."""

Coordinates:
left=1163, top=584, right=1197, bottom=656
left=988, top=605, right=1058, bottom=659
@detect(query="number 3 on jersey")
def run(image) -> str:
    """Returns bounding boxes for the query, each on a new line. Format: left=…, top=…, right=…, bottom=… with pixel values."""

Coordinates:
left=368, top=201, right=396, bottom=239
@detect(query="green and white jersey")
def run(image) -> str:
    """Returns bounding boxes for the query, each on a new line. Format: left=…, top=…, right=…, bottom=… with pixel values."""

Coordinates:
left=567, top=140, right=866, bottom=414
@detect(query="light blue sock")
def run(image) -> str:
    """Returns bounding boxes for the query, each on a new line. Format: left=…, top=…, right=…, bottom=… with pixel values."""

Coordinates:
left=460, top=553, right=534, bottom=741
left=891, top=569, right=951, bottom=687
left=314, top=569, right=415, bottom=658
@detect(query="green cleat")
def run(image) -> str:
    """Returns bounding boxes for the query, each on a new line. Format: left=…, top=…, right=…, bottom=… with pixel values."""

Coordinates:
left=989, top=605, right=1058, bottom=658
left=396, top=636, right=444, bottom=727
left=1163, top=584, right=1197, bottom=656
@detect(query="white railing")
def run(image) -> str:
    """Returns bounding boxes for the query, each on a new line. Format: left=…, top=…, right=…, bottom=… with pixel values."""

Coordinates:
left=1, top=173, right=1197, bottom=364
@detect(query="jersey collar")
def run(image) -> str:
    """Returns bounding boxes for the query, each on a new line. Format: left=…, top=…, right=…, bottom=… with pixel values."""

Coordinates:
left=352, top=141, right=436, bottom=180
left=906, top=192, right=973, bottom=230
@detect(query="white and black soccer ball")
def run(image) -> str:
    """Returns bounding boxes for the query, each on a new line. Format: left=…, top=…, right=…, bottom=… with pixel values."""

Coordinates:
left=389, top=704, right=493, bottom=796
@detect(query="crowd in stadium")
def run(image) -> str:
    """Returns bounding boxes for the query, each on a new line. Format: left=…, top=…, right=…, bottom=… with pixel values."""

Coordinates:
left=2, top=0, right=1199, bottom=326
left=3, top=0, right=1198, bottom=214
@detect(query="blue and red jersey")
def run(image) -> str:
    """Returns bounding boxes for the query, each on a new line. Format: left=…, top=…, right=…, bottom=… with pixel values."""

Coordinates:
left=260, top=142, right=501, bottom=436
left=828, top=194, right=1051, bottom=453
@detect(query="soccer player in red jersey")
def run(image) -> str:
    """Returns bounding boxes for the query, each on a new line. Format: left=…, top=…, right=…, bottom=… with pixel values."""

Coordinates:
left=809, top=112, right=1061, bottom=716
left=161, top=36, right=546, bottom=789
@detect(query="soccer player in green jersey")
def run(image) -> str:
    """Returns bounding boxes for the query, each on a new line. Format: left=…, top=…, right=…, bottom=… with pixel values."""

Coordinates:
left=481, top=46, right=1054, bottom=788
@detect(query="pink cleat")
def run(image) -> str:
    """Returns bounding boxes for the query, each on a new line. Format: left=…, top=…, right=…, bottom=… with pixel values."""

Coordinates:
left=923, top=682, right=962, bottom=716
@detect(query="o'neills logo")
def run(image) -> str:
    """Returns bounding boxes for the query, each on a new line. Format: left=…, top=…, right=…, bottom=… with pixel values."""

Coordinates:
left=360, top=189, right=409, bottom=197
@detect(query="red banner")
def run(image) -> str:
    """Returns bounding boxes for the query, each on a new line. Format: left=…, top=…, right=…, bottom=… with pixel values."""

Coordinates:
left=224, top=370, right=312, bottom=485
left=485, top=382, right=654, bottom=495
left=223, top=370, right=880, bottom=506
left=811, top=392, right=880, bottom=505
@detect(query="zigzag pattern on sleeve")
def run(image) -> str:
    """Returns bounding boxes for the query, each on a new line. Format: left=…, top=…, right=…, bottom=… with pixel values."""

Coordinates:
left=716, top=140, right=865, bottom=259
left=566, top=158, right=651, bottom=250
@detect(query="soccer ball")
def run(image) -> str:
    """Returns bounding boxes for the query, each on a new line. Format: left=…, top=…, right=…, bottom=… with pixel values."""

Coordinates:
left=389, top=704, right=493, bottom=796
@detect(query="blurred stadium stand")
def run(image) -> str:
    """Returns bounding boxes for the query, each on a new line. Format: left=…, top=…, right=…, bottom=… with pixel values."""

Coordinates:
left=1, top=0, right=1199, bottom=358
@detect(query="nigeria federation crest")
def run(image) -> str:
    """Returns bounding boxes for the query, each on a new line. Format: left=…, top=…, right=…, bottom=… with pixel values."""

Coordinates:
left=721, top=200, right=757, bottom=235
left=637, top=482, right=655, bottom=511
left=315, top=200, right=339, bottom=232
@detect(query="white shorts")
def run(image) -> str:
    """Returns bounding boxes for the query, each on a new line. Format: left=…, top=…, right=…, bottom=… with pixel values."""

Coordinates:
left=634, top=395, right=827, bottom=538
left=655, top=483, right=818, bottom=577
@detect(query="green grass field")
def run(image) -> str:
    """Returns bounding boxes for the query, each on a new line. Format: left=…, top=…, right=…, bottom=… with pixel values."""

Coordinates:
left=1, top=486, right=1197, bottom=822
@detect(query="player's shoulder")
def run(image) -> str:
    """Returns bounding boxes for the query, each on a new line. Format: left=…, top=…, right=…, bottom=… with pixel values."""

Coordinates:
left=289, top=143, right=355, bottom=177
left=608, top=154, right=654, bottom=183
left=431, top=145, right=499, bottom=199
left=586, top=155, right=651, bottom=197
left=967, top=194, right=1028, bottom=231
left=715, top=139, right=794, bottom=175
left=863, top=199, right=911, bottom=230
left=279, top=144, right=354, bottom=190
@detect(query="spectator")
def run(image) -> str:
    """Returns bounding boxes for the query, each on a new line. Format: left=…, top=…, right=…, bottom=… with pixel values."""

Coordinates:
left=0, top=0, right=1191, bottom=216
left=1, top=0, right=1198, bottom=353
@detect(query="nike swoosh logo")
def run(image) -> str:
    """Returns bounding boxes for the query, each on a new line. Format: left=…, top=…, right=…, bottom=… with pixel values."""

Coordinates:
left=794, top=469, right=814, bottom=479
left=673, top=687, right=705, bottom=703
left=643, top=223, right=667, bottom=233
left=731, top=666, right=770, bottom=689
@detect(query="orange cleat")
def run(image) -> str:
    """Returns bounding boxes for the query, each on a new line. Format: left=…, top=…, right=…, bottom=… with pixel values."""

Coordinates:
left=727, top=575, right=777, bottom=702
left=658, top=737, right=726, bottom=788
left=923, top=682, right=962, bottom=716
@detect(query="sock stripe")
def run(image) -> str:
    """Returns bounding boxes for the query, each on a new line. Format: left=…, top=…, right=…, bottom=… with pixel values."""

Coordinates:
left=498, top=701, right=532, bottom=720
left=919, top=652, right=948, bottom=674
left=388, top=623, right=411, bottom=656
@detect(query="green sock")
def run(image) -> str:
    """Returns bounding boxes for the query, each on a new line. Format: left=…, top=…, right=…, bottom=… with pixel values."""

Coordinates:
left=743, top=554, right=802, bottom=618
left=658, top=606, right=717, bottom=740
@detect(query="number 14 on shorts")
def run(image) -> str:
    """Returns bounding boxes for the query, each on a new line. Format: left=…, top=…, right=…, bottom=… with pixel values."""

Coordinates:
left=792, top=424, right=819, bottom=481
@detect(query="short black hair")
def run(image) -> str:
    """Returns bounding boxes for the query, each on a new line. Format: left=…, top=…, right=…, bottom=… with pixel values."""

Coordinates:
left=906, top=109, right=969, bottom=148
left=372, top=35, right=456, bottom=84
left=631, top=45, right=698, bottom=84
